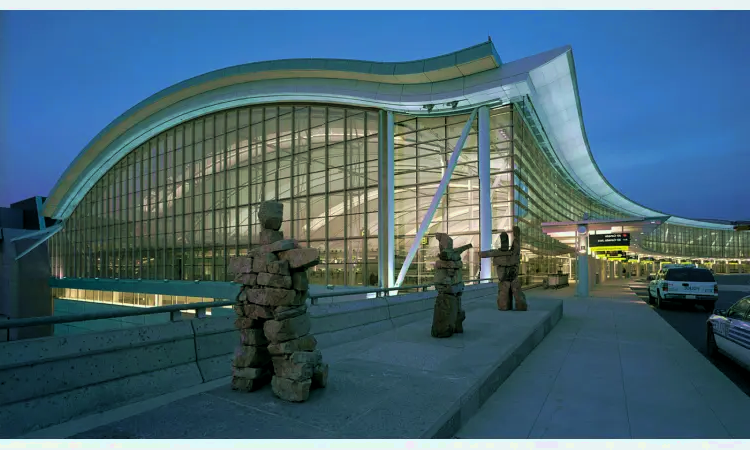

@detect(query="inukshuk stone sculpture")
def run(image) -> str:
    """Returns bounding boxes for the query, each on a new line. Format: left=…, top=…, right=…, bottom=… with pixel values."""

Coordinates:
left=431, top=233, right=472, bottom=338
left=479, top=226, right=528, bottom=311
left=227, top=200, right=328, bottom=403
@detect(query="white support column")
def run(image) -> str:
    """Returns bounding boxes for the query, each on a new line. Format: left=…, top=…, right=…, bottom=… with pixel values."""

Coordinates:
left=478, top=106, right=492, bottom=283
left=576, top=224, right=589, bottom=297
left=378, top=110, right=395, bottom=291
left=394, top=109, right=478, bottom=288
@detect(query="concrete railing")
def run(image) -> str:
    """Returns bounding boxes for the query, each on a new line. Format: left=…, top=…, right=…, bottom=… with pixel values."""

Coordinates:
left=0, top=281, right=521, bottom=438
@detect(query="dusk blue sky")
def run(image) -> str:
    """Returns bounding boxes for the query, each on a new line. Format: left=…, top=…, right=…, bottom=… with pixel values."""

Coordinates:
left=1, top=11, right=748, bottom=220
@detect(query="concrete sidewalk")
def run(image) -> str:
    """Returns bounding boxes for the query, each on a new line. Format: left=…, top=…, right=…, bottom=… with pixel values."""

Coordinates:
left=456, top=280, right=750, bottom=439
left=25, top=287, right=562, bottom=439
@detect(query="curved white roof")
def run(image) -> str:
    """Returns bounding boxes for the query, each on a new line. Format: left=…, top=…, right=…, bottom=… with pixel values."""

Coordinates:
left=43, top=42, right=734, bottom=231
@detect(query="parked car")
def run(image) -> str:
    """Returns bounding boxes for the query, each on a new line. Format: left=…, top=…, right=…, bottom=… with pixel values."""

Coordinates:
left=647, top=267, right=718, bottom=310
left=707, top=296, right=750, bottom=371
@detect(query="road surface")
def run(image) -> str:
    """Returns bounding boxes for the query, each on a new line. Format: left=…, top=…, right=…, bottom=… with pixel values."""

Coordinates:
left=629, top=274, right=750, bottom=398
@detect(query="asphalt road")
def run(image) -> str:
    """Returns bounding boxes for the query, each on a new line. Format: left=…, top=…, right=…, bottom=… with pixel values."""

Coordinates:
left=629, top=275, right=750, bottom=398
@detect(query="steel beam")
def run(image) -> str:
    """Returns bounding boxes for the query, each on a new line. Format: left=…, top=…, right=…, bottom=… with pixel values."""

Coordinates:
left=478, top=106, right=492, bottom=283
left=394, top=108, right=478, bottom=288
left=13, top=223, right=63, bottom=261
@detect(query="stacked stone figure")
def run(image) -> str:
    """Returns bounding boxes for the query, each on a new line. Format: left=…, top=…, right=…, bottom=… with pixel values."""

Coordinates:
left=479, top=226, right=528, bottom=311
left=431, top=233, right=472, bottom=338
left=227, top=201, right=329, bottom=403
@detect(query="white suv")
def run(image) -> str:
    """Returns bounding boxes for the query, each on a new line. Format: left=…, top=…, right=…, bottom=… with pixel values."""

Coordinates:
left=648, top=267, right=719, bottom=311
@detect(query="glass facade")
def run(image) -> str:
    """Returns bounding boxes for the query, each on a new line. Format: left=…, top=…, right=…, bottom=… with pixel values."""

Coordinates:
left=50, top=104, right=381, bottom=287
left=641, top=223, right=750, bottom=259
left=48, top=101, right=750, bottom=303
left=392, top=107, right=513, bottom=286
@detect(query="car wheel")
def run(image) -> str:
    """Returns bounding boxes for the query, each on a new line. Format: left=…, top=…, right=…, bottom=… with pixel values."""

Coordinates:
left=704, top=301, right=716, bottom=312
left=655, top=291, right=663, bottom=309
left=647, top=289, right=654, bottom=305
left=706, top=324, right=719, bottom=358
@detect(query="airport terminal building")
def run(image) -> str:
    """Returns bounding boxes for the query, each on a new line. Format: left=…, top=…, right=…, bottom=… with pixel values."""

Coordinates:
left=27, top=41, right=749, bottom=310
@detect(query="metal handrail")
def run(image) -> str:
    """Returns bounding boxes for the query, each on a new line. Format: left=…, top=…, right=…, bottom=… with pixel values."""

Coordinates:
left=0, top=300, right=236, bottom=331
left=0, top=278, right=500, bottom=331
left=308, top=277, right=496, bottom=303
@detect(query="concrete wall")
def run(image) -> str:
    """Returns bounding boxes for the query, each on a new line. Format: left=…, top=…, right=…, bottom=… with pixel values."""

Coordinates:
left=53, top=299, right=174, bottom=335
left=0, top=228, right=53, bottom=340
left=0, top=283, right=500, bottom=437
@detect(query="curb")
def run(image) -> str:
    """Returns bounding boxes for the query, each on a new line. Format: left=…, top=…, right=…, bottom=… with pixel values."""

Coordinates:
left=421, top=300, right=564, bottom=439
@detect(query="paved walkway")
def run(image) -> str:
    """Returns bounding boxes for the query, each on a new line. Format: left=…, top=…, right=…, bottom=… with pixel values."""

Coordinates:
left=24, top=290, right=562, bottom=439
left=456, top=280, right=750, bottom=439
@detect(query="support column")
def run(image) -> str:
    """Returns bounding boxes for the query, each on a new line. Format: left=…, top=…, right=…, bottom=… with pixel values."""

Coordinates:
left=378, top=110, right=395, bottom=291
left=478, top=106, right=492, bottom=283
left=576, top=255, right=589, bottom=297
left=575, top=225, right=589, bottom=297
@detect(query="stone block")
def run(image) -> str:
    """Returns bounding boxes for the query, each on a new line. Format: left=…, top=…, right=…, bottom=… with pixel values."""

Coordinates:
left=245, top=287, right=298, bottom=307
left=435, top=232, right=453, bottom=251
left=291, top=271, right=309, bottom=291
left=439, top=249, right=462, bottom=262
left=233, top=345, right=271, bottom=368
left=259, top=228, right=284, bottom=245
left=231, top=373, right=271, bottom=392
left=431, top=293, right=458, bottom=338
left=291, top=349, right=322, bottom=365
left=249, top=239, right=299, bottom=257
left=242, top=303, right=275, bottom=320
left=493, top=255, right=512, bottom=267
left=274, top=304, right=307, bottom=321
left=239, top=328, right=268, bottom=346
left=278, top=248, right=320, bottom=270
left=271, top=376, right=311, bottom=402
left=433, top=268, right=456, bottom=285
left=234, top=317, right=264, bottom=330
left=252, top=253, right=278, bottom=273
left=436, top=281, right=464, bottom=295
left=312, top=363, right=328, bottom=390
left=267, top=260, right=290, bottom=276
left=264, top=314, right=311, bottom=343
left=233, top=304, right=247, bottom=317
left=267, top=334, right=318, bottom=356
left=234, top=273, right=257, bottom=286
left=258, top=201, right=284, bottom=231
left=228, top=256, right=253, bottom=275
left=435, top=259, right=463, bottom=270
left=257, top=272, right=293, bottom=289
left=272, top=357, right=315, bottom=382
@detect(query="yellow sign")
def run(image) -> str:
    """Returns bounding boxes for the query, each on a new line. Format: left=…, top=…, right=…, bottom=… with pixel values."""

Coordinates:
left=590, top=245, right=629, bottom=252
left=421, top=237, right=428, bottom=246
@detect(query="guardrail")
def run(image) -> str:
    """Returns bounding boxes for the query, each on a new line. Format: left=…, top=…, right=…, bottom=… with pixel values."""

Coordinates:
left=0, top=278, right=497, bottom=332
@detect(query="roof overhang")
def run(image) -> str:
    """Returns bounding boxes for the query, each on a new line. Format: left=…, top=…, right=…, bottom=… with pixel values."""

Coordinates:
left=43, top=41, right=742, bottom=236
left=541, top=216, right=669, bottom=249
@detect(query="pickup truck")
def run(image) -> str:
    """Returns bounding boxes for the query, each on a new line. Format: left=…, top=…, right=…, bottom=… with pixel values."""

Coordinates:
left=647, top=267, right=718, bottom=311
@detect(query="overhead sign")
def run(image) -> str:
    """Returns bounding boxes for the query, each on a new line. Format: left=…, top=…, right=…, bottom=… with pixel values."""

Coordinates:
left=589, top=233, right=630, bottom=252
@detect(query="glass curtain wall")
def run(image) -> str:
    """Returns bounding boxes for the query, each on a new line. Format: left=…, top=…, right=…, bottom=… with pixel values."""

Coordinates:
left=511, top=103, right=630, bottom=282
left=50, top=104, right=381, bottom=293
left=642, top=223, right=750, bottom=259
left=391, top=106, right=514, bottom=286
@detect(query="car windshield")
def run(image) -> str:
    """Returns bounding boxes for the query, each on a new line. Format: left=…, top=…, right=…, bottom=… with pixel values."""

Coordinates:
left=665, top=268, right=715, bottom=282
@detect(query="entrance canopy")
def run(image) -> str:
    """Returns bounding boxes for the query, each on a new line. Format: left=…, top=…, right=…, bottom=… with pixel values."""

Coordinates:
left=541, top=216, right=669, bottom=254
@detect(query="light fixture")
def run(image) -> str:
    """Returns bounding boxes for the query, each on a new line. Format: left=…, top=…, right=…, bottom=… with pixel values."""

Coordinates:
left=423, top=104, right=435, bottom=113
left=446, top=101, right=459, bottom=109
